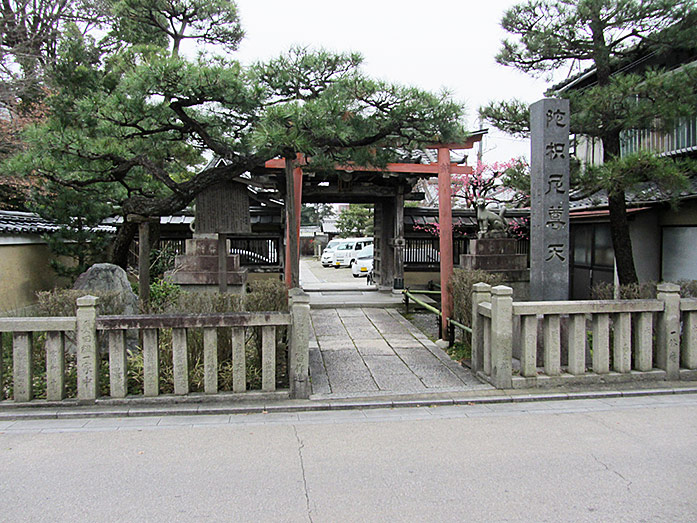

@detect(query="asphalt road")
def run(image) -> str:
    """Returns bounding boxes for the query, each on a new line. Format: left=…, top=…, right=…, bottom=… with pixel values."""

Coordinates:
left=2, top=395, right=697, bottom=522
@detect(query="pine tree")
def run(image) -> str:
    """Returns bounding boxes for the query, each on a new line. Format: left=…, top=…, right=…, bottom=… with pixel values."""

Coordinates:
left=481, top=0, right=697, bottom=284
left=6, top=3, right=467, bottom=272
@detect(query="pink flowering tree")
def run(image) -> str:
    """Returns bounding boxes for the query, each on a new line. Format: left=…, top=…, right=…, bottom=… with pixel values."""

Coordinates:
left=412, top=158, right=530, bottom=239
left=451, top=158, right=529, bottom=208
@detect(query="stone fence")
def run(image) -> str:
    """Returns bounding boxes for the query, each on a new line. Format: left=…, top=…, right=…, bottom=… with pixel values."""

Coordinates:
left=472, top=282, right=697, bottom=389
left=0, top=288, right=311, bottom=404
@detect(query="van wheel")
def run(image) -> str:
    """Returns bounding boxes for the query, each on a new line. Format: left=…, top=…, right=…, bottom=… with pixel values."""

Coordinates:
left=353, top=273, right=360, bottom=278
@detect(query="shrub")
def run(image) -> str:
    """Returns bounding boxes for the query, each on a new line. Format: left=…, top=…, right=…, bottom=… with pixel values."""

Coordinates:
left=449, top=268, right=504, bottom=329
left=35, top=289, right=130, bottom=317
left=678, top=280, right=697, bottom=298
left=245, top=279, right=289, bottom=312
left=148, top=279, right=182, bottom=312
left=591, top=280, right=697, bottom=300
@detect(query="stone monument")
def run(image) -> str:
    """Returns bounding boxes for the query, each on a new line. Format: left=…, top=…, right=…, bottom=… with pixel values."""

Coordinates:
left=166, top=181, right=249, bottom=293
left=460, top=204, right=529, bottom=298
left=529, top=98, right=570, bottom=301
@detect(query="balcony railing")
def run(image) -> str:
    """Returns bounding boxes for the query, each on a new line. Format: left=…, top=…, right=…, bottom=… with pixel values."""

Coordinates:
left=621, top=116, right=697, bottom=157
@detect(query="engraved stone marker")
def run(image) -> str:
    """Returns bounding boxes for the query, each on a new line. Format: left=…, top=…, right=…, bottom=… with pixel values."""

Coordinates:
left=530, top=98, right=570, bottom=300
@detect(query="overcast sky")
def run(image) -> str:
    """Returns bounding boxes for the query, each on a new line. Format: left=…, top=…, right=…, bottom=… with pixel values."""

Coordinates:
left=232, top=0, right=553, bottom=162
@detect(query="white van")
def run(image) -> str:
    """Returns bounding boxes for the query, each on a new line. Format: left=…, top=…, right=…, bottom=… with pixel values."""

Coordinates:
left=333, top=237, right=373, bottom=268
left=320, top=239, right=344, bottom=267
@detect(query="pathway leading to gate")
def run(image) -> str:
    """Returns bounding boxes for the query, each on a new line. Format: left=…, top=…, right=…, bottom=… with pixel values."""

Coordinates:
left=309, top=307, right=491, bottom=398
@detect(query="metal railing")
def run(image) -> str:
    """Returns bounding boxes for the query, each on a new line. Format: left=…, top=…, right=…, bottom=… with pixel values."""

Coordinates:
left=402, top=288, right=471, bottom=346
left=227, top=234, right=282, bottom=267
left=404, top=237, right=469, bottom=267
left=621, top=116, right=697, bottom=157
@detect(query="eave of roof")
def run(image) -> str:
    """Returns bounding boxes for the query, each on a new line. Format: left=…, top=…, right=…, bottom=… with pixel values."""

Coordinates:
left=0, top=210, right=115, bottom=235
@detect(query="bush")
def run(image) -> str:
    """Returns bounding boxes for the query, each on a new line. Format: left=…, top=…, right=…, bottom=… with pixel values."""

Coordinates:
left=449, top=268, right=504, bottom=329
left=245, top=279, right=289, bottom=312
left=678, top=280, right=697, bottom=298
left=154, top=287, right=243, bottom=315
left=35, top=289, right=131, bottom=317
left=148, top=279, right=182, bottom=312
left=591, top=280, right=697, bottom=300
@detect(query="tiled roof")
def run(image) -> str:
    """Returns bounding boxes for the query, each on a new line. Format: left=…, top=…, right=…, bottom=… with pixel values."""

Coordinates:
left=569, top=178, right=697, bottom=211
left=0, top=210, right=115, bottom=235
left=321, top=219, right=340, bottom=234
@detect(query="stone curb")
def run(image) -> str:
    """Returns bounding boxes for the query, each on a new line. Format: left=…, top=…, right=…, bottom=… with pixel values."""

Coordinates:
left=1, top=385, right=696, bottom=421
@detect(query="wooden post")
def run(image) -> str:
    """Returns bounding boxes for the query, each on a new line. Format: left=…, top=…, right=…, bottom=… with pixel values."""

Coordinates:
left=438, top=146, right=453, bottom=340
left=218, top=233, right=227, bottom=293
left=138, top=221, right=151, bottom=311
left=284, top=154, right=303, bottom=288
left=393, top=193, right=405, bottom=289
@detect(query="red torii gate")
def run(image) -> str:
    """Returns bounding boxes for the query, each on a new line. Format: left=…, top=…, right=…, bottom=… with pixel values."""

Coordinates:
left=268, top=134, right=483, bottom=341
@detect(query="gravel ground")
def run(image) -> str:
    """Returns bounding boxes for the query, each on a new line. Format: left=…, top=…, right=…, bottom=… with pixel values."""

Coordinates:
left=401, top=310, right=440, bottom=341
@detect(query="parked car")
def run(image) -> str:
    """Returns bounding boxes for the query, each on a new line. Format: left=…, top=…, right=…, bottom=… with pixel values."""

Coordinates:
left=320, top=239, right=345, bottom=267
left=333, top=237, right=373, bottom=268
left=351, top=244, right=373, bottom=278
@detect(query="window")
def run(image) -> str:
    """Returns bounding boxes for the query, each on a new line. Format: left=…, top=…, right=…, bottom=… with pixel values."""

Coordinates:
left=662, top=227, right=697, bottom=281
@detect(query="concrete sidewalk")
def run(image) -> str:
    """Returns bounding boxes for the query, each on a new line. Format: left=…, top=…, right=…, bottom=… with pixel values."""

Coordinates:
left=308, top=307, right=489, bottom=398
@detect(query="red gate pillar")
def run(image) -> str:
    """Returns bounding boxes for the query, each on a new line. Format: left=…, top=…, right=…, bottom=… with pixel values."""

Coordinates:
left=285, top=154, right=304, bottom=288
left=438, top=147, right=453, bottom=341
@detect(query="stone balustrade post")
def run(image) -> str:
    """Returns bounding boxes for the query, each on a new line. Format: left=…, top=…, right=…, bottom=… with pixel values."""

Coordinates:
left=76, top=295, right=99, bottom=402
left=471, top=283, right=492, bottom=374
left=490, top=285, right=513, bottom=389
left=657, top=283, right=681, bottom=380
left=289, top=288, right=311, bottom=399
left=13, top=332, right=33, bottom=402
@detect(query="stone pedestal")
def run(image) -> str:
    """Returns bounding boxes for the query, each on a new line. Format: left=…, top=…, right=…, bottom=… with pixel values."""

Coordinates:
left=460, top=238, right=529, bottom=299
left=166, top=234, right=247, bottom=294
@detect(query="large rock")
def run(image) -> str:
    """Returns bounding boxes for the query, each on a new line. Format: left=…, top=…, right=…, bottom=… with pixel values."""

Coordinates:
left=73, top=263, right=138, bottom=315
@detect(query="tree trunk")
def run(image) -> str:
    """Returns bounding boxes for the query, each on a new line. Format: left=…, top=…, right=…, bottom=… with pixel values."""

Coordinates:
left=589, top=11, right=639, bottom=286
left=111, top=221, right=137, bottom=269
left=607, top=189, right=638, bottom=285
left=603, top=132, right=639, bottom=285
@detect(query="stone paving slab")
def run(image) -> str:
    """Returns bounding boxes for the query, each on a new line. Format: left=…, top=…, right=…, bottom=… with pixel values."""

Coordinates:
left=309, top=307, right=488, bottom=398
left=309, top=349, right=331, bottom=395
left=336, top=308, right=368, bottom=317
left=361, top=355, right=415, bottom=376
left=410, top=365, right=470, bottom=389
left=368, top=372, right=428, bottom=393
left=313, top=323, right=349, bottom=337
left=321, top=350, right=379, bottom=394
left=386, top=339, right=426, bottom=349
left=315, top=336, right=356, bottom=351
left=354, top=338, right=394, bottom=356
left=394, top=347, right=443, bottom=367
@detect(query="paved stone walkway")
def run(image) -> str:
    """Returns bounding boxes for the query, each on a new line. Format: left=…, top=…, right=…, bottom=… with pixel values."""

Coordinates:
left=309, top=307, right=490, bottom=398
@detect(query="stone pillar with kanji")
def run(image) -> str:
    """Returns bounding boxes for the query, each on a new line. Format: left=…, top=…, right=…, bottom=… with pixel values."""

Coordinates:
left=530, top=98, right=570, bottom=301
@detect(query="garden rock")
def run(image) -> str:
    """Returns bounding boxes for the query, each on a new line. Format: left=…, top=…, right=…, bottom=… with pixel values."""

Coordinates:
left=73, top=263, right=139, bottom=354
left=73, top=263, right=138, bottom=315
